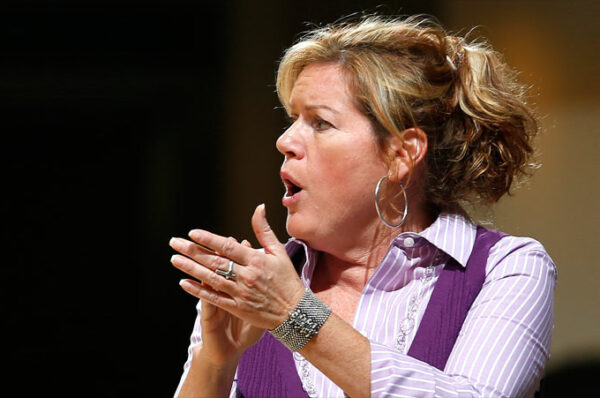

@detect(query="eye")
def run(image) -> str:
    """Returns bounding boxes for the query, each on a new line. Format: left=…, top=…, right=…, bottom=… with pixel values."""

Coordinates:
left=312, top=118, right=332, bottom=131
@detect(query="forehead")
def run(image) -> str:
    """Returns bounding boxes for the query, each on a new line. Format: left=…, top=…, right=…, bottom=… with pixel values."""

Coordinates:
left=289, top=63, right=352, bottom=107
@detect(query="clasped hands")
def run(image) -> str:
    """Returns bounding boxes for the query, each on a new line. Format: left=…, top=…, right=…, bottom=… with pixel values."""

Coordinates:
left=169, top=204, right=306, bottom=332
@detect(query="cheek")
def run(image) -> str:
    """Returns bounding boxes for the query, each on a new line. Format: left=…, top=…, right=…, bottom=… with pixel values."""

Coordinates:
left=328, top=146, right=386, bottom=179
left=307, top=133, right=388, bottom=201
left=308, top=154, right=350, bottom=195
left=311, top=156, right=384, bottom=206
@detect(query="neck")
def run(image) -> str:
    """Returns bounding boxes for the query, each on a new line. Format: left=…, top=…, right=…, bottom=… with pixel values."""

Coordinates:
left=312, top=206, right=436, bottom=293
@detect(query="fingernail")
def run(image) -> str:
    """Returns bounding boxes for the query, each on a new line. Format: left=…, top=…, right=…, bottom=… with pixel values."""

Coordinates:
left=170, top=254, right=179, bottom=264
left=169, top=237, right=181, bottom=248
left=179, top=279, right=192, bottom=288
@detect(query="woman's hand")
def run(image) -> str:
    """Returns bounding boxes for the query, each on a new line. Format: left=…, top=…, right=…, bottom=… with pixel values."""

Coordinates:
left=187, top=239, right=264, bottom=367
left=196, top=289, right=265, bottom=367
left=170, top=203, right=306, bottom=331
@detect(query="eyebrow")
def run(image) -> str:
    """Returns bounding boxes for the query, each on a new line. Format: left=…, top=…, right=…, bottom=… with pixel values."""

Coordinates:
left=289, top=103, right=340, bottom=114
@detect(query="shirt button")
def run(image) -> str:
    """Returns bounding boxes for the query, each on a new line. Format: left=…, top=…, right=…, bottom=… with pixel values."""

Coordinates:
left=404, top=237, right=415, bottom=247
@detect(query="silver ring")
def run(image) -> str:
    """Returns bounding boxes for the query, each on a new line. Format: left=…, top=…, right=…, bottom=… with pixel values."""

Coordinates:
left=215, top=260, right=237, bottom=280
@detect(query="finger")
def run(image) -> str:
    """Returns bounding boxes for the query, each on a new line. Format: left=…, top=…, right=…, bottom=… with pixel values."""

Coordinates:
left=170, top=237, right=232, bottom=273
left=241, top=239, right=252, bottom=248
left=170, top=236, right=215, bottom=254
left=251, top=204, right=285, bottom=256
left=170, top=237, right=218, bottom=259
left=179, top=278, right=237, bottom=309
left=171, top=254, right=237, bottom=295
left=179, top=278, right=203, bottom=295
left=187, top=230, right=253, bottom=265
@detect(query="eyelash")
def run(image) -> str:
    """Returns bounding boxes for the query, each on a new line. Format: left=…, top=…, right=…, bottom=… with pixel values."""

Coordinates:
left=312, top=118, right=332, bottom=131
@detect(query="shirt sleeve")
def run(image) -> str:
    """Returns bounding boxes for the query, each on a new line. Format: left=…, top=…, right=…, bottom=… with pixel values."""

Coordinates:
left=173, top=301, right=241, bottom=398
left=370, top=236, right=557, bottom=398
left=174, top=299, right=203, bottom=397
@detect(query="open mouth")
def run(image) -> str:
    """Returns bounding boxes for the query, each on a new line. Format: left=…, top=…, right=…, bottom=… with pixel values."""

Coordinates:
left=283, top=178, right=302, bottom=198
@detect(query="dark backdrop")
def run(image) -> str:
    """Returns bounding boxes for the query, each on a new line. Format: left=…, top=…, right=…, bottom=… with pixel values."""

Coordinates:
left=1, top=1, right=445, bottom=396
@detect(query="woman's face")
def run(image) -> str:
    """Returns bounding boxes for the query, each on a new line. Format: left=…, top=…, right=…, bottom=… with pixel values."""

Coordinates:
left=276, top=63, right=389, bottom=251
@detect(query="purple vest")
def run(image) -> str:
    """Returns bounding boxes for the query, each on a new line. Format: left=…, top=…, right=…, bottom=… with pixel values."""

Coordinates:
left=236, top=226, right=505, bottom=397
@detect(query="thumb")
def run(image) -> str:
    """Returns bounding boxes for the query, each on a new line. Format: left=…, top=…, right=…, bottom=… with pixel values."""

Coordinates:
left=251, top=204, right=285, bottom=256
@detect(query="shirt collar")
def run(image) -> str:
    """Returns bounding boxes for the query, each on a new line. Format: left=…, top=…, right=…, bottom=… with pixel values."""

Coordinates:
left=285, top=238, right=318, bottom=286
left=415, top=212, right=477, bottom=268
left=284, top=212, right=477, bottom=273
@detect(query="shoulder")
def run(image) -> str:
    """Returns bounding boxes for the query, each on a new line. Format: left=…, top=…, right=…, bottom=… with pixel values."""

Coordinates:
left=485, top=232, right=557, bottom=284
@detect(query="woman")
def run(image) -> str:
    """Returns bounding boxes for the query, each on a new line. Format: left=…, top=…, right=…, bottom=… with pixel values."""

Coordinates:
left=170, top=15, right=556, bottom=398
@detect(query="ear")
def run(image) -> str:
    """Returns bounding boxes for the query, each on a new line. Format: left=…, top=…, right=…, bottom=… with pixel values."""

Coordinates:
left=386, top=128, right=428, bottom=183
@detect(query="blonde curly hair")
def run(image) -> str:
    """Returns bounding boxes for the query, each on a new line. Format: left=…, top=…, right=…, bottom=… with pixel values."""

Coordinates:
left=277, top=15, right=538, bottom=214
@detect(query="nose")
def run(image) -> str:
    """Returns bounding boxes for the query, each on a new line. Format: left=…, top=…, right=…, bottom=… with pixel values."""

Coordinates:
left=276, top=122, right=305, bottom=159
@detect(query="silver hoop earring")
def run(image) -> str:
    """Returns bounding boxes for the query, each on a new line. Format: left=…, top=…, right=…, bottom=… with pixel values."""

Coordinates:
left=375, top=176, right=408, bottom=228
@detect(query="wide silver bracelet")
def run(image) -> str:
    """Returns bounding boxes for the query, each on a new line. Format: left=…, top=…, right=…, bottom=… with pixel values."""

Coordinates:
left=270, top=288, right=332, bottom=352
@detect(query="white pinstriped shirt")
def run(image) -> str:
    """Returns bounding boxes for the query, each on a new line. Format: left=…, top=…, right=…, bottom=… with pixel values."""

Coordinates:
left=175, top=213, right=556, bottom=397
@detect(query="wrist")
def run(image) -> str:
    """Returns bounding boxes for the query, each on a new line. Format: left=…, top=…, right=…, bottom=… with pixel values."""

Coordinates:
left=270, top=288, right=332, bottom=352
left=193, top=343, right=242, bottom=371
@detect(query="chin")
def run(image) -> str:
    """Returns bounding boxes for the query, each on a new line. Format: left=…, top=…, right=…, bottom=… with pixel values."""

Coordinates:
left=285, top=214, right=313, bottom=242
left=285, top=216, right=301, bottom=239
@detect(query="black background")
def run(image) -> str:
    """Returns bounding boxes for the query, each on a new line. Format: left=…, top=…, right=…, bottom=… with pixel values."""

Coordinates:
left=2, top=2, right=229, bottom=395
